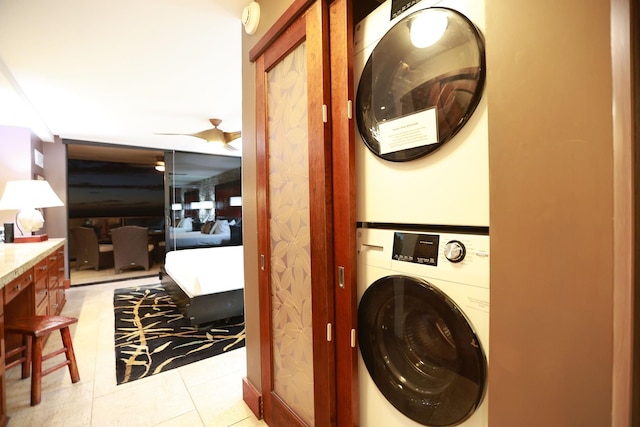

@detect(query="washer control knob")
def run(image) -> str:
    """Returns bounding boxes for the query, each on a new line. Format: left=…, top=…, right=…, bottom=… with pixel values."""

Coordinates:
left=444, top=240, right=466, bottom=263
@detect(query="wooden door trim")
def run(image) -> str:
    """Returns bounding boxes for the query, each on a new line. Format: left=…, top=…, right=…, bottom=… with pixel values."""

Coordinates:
left=306, top=1, right=337, bottom=423
left=249, top=0, right=315, bottom=63
left=329, top=1, right=358, bottom=425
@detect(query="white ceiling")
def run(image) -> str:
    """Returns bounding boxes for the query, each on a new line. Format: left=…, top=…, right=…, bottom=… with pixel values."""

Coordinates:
left=0, top=0, right=245, bottom=157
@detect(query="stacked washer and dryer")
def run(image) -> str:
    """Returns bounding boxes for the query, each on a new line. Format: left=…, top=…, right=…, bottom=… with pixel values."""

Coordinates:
left=354, top=1, right=490, bottom=426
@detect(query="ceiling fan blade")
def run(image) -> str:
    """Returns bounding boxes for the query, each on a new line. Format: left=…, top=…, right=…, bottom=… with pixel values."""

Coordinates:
left=223, top=131, right=242, bottom=144
left=156, top=118, right=240, bottom=145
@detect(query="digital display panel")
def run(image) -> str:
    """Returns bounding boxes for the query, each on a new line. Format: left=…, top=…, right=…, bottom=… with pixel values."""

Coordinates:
left=392, top=232, right=439, bottom=266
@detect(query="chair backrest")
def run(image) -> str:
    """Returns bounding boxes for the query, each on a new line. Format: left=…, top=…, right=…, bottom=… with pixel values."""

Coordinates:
left=111, top=226, right=152, bottom=273
left=70, top=227, right=100, bottom=269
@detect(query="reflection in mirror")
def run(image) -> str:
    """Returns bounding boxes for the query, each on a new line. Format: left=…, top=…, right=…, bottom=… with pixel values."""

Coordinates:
left=356, top=7, right=485, bottom=162
left=167, top=151, right=242, bottom=252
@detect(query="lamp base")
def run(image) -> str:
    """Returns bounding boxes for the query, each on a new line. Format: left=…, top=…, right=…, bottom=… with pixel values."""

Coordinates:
left=14, top=234, right=49, bottom=243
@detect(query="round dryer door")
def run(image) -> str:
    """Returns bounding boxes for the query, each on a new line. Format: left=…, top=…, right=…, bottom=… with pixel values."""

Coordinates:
left=358, top=275, right=487, bottom=426
left=356, top=7, right=486, bottom=162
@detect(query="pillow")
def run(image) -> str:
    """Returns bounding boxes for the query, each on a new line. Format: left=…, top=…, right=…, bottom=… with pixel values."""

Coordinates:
left=176, top=217, right=192, bottom=229
left=201, top=220, right=214, bottom=234
left=214, top=219, right=230, bottom=235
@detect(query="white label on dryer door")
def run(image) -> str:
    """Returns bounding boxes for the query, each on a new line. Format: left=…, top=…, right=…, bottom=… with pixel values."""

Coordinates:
left=378, top=108, right=438, bottom=154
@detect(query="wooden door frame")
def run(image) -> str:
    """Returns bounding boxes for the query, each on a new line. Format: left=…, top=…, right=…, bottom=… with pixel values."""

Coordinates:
left=328, top=0, right=358, bottom=426
left=253, top=1, right=336, bottom=425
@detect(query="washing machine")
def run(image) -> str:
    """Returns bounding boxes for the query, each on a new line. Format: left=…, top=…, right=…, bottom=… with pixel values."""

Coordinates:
left=354, top=0, right=489, bottom=226
left=357, top=225, right=489, bottom=426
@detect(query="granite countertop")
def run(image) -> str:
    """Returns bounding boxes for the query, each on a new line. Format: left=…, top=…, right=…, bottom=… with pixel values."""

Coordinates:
left=0, top=238, right=65, bottom=288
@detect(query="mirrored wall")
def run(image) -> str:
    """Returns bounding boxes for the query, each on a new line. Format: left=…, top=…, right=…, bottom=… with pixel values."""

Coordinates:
left=165, top=151, right=242, bottom=252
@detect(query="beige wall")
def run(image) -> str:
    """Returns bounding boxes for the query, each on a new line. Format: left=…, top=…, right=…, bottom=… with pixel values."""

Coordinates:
left=241, top=0, right=295, bottom=392
left=486, top=0, right=624, bottom=425
left=0, top=125, right=33, bottom=226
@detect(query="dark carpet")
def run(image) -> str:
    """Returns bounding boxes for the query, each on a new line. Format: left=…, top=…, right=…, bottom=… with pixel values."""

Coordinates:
left=114, top=283, right=245, bottom=385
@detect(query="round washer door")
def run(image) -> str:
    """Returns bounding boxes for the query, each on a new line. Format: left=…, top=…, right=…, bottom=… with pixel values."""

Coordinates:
left=356, top=7, right=486, bottom=162
left=358, top=275, right=487, bottom=426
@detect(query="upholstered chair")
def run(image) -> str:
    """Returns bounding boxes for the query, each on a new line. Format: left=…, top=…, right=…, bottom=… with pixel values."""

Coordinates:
left=111, top=226, right=155, bottom=274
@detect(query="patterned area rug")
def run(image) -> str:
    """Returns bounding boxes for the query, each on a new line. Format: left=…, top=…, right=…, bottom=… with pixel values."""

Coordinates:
left=114, top=283, right=245, bottom=385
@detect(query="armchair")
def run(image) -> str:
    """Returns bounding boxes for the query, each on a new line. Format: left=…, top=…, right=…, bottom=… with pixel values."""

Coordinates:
left=70, top=226, right=114, bottom=271
left=111, top=226, right=155, bottom=274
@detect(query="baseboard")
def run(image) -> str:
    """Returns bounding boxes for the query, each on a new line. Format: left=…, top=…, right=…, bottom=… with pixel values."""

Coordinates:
left=242, top=376, right=262, bottom=419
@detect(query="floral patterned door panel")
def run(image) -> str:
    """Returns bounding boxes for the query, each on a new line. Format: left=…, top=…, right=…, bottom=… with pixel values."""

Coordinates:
left=266, top=41, right=315, bottom=425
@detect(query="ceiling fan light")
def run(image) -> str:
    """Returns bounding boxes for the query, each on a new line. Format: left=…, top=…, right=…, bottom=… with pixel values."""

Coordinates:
left=155, top=160, right=165, bottom=172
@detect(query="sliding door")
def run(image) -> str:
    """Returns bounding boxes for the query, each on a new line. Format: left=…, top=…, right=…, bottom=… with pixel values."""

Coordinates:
left=254, top=1, right=335, bottom=425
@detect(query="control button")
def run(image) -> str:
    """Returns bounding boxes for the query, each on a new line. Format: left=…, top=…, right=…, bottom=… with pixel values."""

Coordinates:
left=444, top=240, right=466, bottom=263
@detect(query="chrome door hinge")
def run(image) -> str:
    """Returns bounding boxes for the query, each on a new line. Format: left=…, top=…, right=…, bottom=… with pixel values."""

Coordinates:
left=322, top=104, right=328, bottom=123
left=347, top=100, right=353, bottom=119
left=327, top=323, right=333, bottom=342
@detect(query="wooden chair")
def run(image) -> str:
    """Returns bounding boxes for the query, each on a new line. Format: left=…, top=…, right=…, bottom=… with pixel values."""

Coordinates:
left=111, top=226, right=155, bottom=274
left=70, top=226, right=114, bottom=271
left=5, top=315, right=80, bottom=406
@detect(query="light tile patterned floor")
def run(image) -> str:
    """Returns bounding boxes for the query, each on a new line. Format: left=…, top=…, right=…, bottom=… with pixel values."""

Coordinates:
left=5, top=276, right=267, bottom=427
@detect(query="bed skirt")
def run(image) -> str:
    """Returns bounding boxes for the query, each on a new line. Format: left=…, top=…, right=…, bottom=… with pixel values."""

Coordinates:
left=161, top=269, right=244, bottom=327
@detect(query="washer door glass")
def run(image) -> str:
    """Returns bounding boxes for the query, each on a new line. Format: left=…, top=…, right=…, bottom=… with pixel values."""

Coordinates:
left=358, top=275, right=487, bottom=426
left=356, top=7, right=485, bottom=162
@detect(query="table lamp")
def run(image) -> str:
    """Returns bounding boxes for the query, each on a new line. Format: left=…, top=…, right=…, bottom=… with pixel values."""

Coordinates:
left=0, top=179, right=64, bottom=243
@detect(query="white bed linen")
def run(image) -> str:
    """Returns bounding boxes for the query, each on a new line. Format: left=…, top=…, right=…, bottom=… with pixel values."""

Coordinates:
left=164, top=245, right=244, bottom=298
left=170, top=230, right=231, bottom=248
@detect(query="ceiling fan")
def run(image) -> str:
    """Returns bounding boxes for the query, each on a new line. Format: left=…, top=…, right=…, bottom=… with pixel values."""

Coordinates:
left=156, top=118, right=241, bottom=149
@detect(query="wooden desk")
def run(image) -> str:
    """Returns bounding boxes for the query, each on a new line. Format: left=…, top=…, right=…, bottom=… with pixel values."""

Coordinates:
left=0, top=239, right=65, bottom=426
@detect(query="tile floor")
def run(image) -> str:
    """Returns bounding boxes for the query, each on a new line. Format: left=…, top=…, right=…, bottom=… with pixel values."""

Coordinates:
left=5, top=276, right=267, bottom=427
left=70, top=262, right=163, bottom=287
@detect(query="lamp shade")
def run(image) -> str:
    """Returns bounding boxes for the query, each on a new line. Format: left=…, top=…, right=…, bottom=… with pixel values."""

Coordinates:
left=0, top=180, right=64, bottom=239
left=0, top=180, right=64, bottom=210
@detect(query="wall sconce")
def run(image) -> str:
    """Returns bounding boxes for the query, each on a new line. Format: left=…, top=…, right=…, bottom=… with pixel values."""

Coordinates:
left=200, top=200, right=214, bottom=210
left=230, top=196, right=242, bottom=207
left=0, top=179, right=64, bottom=242
left=171, top=203, right=183, bottom=211
left=190, top=201, right=201, bottom=210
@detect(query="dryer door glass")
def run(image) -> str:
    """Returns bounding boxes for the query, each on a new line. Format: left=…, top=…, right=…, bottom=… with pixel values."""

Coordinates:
left=358, top=275, right=487, bottom=426
left=356, top=7, right=485, bottom=162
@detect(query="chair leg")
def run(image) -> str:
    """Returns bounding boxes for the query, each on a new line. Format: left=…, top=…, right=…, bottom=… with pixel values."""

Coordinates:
left=21, top=335, right=31, bottom=379
left=60, top=327, right=80, bottom=383
left=30, top=337, right=43, bottom=406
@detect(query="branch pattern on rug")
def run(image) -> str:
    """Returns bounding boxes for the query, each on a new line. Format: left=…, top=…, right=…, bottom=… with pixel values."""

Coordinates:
left=114, top=283, right=245, bottom=385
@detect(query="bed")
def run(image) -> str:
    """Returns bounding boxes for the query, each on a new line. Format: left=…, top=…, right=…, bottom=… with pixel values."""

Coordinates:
left=170, top=230, right=231, bottom=248
left=169, top=217, right=241, bottom=249
left=161, top=245, right=244, bottom=327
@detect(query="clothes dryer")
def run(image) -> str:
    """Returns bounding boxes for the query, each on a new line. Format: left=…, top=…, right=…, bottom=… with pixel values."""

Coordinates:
left=357, top=225, right=489, bottom=426
left=355, top=0, right=489, bottom=226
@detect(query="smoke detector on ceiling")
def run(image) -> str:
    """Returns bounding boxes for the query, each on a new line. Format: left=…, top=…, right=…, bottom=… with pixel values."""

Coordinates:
left=242, top=2, right=260, bottom=35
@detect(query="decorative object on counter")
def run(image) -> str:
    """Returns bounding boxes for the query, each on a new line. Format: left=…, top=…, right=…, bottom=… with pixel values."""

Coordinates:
left=0, top=180, right=64, bottom=243
left=113, top=283, right=245, bottom=384
left=4, top=222, right=13, bottom=243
